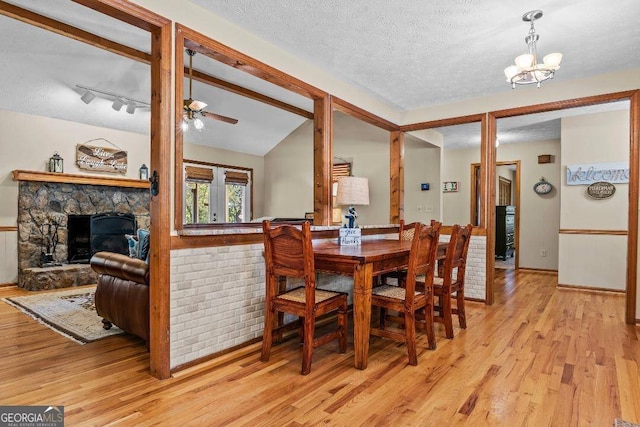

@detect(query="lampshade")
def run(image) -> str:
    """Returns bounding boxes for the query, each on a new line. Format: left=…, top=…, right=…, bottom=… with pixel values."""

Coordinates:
left=336, top=176, right=369, bottom=206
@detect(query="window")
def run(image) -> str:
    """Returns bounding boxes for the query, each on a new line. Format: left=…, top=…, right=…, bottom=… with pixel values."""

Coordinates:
left=184, top=162, right=252, bottom=224
left=332, top=162, right=351, bottom=224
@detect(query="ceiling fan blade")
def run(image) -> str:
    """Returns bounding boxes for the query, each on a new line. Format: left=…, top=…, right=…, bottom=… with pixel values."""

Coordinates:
left=201, top=111, right=239, bottom=125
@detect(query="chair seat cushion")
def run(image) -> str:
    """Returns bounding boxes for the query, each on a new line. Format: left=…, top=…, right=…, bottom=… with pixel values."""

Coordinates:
left=372, top=285, right=420, bottom=300
left=277, top=287, right=345, bottom=304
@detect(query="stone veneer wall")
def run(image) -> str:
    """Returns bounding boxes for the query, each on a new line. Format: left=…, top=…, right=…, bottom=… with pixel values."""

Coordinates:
left=169, top=231, right=486, bottom=369
left=17, top=181, right=150, bottom=286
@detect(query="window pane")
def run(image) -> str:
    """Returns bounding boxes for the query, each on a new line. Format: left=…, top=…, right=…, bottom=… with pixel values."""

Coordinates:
left=185, top=182, right=196, bottom=224
left=225, top=184, right=245, bottom=223
left=196, top=182, right=210, bottom=224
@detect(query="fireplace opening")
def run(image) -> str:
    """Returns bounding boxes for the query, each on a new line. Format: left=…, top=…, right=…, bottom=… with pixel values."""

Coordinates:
left=67, top=213, right=136, bottom=264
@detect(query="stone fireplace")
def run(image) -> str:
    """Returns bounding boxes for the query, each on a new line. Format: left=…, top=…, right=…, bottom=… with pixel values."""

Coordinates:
left=14, top=171, right=150, bottom=290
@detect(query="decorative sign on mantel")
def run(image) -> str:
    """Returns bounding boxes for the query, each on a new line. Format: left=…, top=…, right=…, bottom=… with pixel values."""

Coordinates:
left=566, top=162, right=629, bottom=186
left=76, top=138, right=127, bottom=174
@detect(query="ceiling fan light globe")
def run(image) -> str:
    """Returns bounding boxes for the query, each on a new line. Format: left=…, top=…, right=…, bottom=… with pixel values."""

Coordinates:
left=194, top=118, right=205, bottom=130
left=181, top=120, right=189, bottom=132
left=189, top=100, right=207, bottom=111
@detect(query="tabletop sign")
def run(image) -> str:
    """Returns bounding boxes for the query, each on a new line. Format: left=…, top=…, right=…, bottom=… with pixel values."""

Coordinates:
left=76, top=144, right=128, bottom=174
left=586, top=181, right=616, bottom=200
left=339, top=227, right=362, bottom=246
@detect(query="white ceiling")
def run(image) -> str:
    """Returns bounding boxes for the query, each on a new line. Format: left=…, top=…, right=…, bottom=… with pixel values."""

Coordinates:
left=1, top=0, right=638, bottom=154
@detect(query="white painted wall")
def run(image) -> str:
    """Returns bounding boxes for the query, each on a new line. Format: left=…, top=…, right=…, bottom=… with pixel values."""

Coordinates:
left=184, top=142, right=266, bottom=219
left=497, top=140, right=561, bottom=270
left=0, top=231, right=17, bottom=284
left=263, top=120, right=314, bottom=218
left=441, top=147, right=480, bottom=226
left=558, top=110, right=629, bottom=290
left=404, top=136, right=441, bottom=223
left=333, top=112, right=391, bottom=225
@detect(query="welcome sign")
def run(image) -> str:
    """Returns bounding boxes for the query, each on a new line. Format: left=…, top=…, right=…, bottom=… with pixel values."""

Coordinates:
left=565, top=162, right=629, bottom=186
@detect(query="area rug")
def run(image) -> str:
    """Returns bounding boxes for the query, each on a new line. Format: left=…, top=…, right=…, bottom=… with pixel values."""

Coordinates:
left=2, top=287, right=123, bottom=344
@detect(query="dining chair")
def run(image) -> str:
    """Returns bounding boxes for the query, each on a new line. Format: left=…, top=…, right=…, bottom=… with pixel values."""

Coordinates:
left=432, top=223, right=473, bottom=339
left=261, top=220, right=348, bottom=375
left=377, top=220, right=418, bottom=287
left=370, top=221, right=441, bottom=365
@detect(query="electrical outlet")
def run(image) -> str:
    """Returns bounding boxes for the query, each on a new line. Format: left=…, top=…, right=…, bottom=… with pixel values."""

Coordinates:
left=426, top=206, right=433, bottom=213
left=417, top=205, right=423, bottom=212
left=540, top=249, right=547, bottom=257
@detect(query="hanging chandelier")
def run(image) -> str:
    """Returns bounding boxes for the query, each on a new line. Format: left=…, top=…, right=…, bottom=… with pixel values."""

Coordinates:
left=504, top=10, right=562, bottom=89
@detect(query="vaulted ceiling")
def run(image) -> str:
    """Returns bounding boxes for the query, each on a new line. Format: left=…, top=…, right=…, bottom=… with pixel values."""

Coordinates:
left=1, top=0, right=638, bottom=154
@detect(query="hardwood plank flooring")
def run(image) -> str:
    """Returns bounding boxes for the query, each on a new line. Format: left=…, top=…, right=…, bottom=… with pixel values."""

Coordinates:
left=0, top=269, right=638, bottom=426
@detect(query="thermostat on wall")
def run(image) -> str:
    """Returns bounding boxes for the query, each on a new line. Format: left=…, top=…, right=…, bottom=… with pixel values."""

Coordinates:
left=421, top=183, right=429, bottom=191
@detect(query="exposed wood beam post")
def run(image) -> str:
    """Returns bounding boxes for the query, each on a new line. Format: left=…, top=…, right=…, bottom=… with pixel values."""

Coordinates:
left=314, top=96, right=332, bottom=225
left=390, top=131, right=404, bottom=223
left=484, top=113, right=496, bottom=306
left=626, top=90, right=639, bottom=324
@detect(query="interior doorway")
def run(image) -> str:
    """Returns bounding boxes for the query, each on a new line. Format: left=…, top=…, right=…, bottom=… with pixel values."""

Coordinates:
left=472, top=161, right=520, bottom=271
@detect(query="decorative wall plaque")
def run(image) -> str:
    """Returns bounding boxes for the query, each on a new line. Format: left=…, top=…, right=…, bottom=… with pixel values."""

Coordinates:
left=76, top=143, right=127, bottom=174
left=442, top=181, right=459, bottom=192
left=586, top=181, right=616, bottom=200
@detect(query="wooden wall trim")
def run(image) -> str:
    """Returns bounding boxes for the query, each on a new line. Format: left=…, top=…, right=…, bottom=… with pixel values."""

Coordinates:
left=484, top=114, right=496, bottom=305
left=332, top=96, right=399, bottom=132
left=0, top=226, right=17, bottom=232
left=399, top=113, right=485, bottom=132
left=171, top=226, right=399, bottom=250
left=559, top=229, right=628, bottom=236
left=314, top=96, right=332, bottom=225
left=626, top=90, right=640, bottom=324
left=557, top=283, right=626, bottom=294
left=12, top=170, right=150, bottom=188
left=389, top=131, right=404, bottom=223
left=490, top=90, right=638, bottom=119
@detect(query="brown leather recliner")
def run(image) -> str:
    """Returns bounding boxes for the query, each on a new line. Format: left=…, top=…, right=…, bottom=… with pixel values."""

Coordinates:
left=90, top=251, right=149, bottom=346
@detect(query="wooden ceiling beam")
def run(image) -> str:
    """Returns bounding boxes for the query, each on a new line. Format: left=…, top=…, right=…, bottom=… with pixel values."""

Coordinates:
left=188, top=68, right=313, bottom=119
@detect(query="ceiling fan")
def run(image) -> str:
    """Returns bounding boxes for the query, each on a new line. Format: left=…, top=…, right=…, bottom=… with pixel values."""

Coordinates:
left=183, top=49, right=238, bottom=130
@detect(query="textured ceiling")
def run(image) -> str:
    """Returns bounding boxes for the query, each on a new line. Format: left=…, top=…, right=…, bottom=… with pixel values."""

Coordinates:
left=1, top=0, right=638, bottom=154
left=189, top=0, right=640, bottom=110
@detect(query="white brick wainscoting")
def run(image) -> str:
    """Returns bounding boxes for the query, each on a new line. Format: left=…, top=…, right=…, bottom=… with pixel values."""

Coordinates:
left=170, top=231, right=486, bottom=369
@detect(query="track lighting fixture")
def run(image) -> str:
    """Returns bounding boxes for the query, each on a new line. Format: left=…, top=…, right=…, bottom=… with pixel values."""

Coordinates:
left=76, top=85, right=150, bottom=114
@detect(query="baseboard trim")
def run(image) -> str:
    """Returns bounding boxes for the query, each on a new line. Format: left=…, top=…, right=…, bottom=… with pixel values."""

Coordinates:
left=517, top=268, right=558, bottom=274
left=557, top=283, right=625, bottom=294
left=0, top=282, right=17, bottom=288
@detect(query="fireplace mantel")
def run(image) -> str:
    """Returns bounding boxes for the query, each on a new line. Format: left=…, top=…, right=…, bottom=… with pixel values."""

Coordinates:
left=12, top=170, right=150, bottom=189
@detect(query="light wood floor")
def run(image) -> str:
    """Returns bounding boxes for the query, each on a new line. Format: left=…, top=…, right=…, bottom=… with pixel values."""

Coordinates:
left=1, top=270, right=639, bottom=426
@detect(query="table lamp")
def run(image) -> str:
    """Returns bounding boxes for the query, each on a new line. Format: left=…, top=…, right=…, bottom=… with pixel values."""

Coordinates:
left=336, top=176, right=369, bottom=228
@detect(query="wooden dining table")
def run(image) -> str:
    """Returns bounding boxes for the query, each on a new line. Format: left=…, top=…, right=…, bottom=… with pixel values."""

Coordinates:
left=312, top=238, right=447, bottom=370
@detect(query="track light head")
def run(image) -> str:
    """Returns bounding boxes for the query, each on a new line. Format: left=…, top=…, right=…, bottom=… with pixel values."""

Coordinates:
left=112, top=98, right=124, bottom=111
left=126, top=101, right=136, bottom=114
left=80, top=90, right=96, bottom=104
